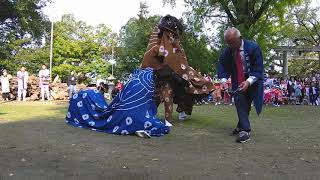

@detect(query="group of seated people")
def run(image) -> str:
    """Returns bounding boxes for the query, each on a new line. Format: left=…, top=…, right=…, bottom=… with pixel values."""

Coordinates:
left=263, top=74, right=320, bottom=106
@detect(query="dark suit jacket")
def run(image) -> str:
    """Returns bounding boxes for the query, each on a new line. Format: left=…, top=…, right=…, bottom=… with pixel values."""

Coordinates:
left=217, top=39, right=264, bottom=114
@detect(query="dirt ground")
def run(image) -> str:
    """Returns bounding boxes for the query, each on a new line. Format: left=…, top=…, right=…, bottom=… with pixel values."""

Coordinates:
left=0, top=102, right=319, bottom=180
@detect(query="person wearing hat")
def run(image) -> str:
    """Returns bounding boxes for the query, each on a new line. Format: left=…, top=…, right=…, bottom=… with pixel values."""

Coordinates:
left=141, top=15, right=214, bottom=125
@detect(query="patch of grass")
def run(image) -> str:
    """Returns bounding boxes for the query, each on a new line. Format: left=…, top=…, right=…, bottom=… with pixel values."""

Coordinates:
left=0, top=101, right=319, bottom=179
left=0, top=101, right=67, bottom=122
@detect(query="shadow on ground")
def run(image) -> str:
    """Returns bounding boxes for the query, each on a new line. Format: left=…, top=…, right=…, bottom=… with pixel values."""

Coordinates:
left=0, top=103, right=319, bottom=180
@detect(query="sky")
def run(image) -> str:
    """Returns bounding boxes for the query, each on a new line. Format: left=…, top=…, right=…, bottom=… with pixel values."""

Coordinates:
left=43, top=0, right=320, bottom=34
left=43, top=0, right=186, bottom=32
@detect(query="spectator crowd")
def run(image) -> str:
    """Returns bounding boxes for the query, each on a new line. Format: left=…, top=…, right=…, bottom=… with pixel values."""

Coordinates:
left=1, top=65, right=319, bottom=107
left=197, top=72, right=320, bottom=107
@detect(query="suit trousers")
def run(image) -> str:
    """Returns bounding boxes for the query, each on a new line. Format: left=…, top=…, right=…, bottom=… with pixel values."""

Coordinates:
left=234, top=85, right=256, bottom=131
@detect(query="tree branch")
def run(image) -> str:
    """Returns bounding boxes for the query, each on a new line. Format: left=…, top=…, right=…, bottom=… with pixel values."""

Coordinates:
left=253, top=0, right=273, bottom=23
left=295, top=14, right=318, bottom=45
left=307, top=19, right=320, bottom=44
left=218, top=0, right=237, bottom=25
left=249, top=0, right=257, bottom=15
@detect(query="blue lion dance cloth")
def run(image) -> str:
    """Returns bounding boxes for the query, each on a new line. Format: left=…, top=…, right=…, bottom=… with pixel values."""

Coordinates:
left=65, top=68, right=170, bottom=137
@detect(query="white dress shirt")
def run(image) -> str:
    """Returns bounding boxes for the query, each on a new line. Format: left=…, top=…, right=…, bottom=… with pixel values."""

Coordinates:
left=221, top=40, right=257, bottom=86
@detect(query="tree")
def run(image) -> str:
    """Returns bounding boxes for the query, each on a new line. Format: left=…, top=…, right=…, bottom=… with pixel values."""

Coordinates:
left=52, top=14, right=117, bottom=82
left=181, top=31, right=218, bottom=74
left=138, top=1, right=149, bottom=19
left=282, top=0, right=320, bottom=74
left=165, top=0, right=304, bottom=69
left=291, top=0, right=320, bottom=46
left=116, top=14, right=160, bottom=76
left=166, top=0, right=302, bottom=37
left=117, top=2, right=217, bottom=76
left=0, top=0, right=50, bottom=68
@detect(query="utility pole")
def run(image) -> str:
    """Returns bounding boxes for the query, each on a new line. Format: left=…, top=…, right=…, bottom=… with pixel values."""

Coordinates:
left=49, top=21, right=54, bottom=79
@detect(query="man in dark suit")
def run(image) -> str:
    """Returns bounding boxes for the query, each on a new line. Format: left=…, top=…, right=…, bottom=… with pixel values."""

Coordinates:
left=217, top=27, right=264, bottom=143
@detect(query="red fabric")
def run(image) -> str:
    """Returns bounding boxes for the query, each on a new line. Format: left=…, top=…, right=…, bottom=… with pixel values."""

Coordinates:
left=235, top=49, right=245, bottom=84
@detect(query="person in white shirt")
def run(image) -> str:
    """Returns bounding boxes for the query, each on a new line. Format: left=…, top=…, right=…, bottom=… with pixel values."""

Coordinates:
left=17, top=67, right=29, bottom=101
left=0, top=69, right=11, bottom=101
left=39, top=65, right=51, bottom=101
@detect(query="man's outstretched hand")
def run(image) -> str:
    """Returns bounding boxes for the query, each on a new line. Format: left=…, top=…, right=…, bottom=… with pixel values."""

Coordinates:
left=239, top=81, right=250, bottom=92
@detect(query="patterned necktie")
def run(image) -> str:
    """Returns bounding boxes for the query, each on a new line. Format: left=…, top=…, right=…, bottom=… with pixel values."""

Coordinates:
left=235, top=49, right=245, bottom=84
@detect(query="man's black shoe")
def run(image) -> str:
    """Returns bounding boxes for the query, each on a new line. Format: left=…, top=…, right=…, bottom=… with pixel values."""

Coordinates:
left=236, top=131, right=250, bottom=143
left=231, top=128, right=240, bottom=136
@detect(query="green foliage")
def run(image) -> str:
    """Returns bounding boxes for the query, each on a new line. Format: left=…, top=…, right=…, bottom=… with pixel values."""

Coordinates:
left=288, top=58, right=319, bottom=75
left=0, top=12, right=117, bottom=82
left=0, top=0, right=50, bottom=71
left=116, top=15, right=160, bottom=76
left=166, top=0, right=305, bottom=67
left=0, top=0, right=50, bottom=40
left=51, top=14, right=117, bottom=82
left=275, top=0, right=320, bottom=75
left=117, top=2, right=217, bottom=76
left=181, top=32, right=218, bottom=74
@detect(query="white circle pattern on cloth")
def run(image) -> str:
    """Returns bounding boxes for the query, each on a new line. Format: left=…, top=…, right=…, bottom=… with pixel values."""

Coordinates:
left=74, top=118, right=79, bottom=124
left=107, top=116, right=113, bottom=122
left=164, top=49, right=169, bottom=57
left=144, top=121, right=152, bottom=129
left=173, top=48, right=177, bottom=53
left=182, top=74, right=188, bottom=80
left=126, top=117, right=133, bottom=125
left=159, top=46, right=165, bottom=52
left=77, top=101, right=83, bottom=107
left=67, top=112, right=71, bottom=118
left=82, top=114, right=89, bottom=120
left=88, top=121, right=95, bottom=126
left=121, top=130, right=129, bottom=135
left=73, top=93, right=78, bottom=99
left=112, top=126, right=119, bottom=133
